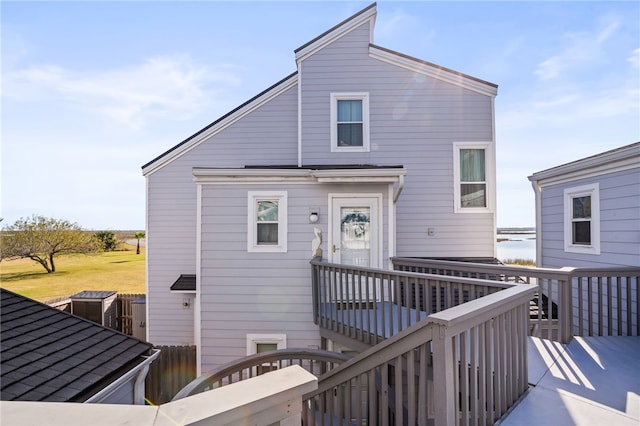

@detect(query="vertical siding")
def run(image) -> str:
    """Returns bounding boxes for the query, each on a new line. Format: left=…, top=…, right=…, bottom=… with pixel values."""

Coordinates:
left=146, top=86, right=299, bottom=346
left=299, top=23, right=496, bottom=258
left=199, top=182, right=390, bottom=371
left=540, top=167, right=640, bottom=268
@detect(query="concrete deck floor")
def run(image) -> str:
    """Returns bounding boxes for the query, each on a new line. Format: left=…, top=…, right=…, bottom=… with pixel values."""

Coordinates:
left=500, top=336, right=640, bottom=426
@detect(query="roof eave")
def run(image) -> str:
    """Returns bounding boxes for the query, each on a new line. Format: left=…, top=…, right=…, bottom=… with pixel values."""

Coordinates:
left=369, top=44, right=498, bottom=97
left=141, top=72, right=298, bottom=176
left=528, top=142, right=640, bottom=186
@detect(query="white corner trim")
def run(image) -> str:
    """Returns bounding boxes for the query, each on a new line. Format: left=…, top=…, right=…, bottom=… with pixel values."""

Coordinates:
left=369, top=46, right=498, bottom=97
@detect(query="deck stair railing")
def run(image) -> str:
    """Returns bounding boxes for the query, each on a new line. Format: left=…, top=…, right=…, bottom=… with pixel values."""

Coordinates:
left=171, top=348, right=350, bottom=401
left=305, top=278, right=537, bottom=425
left=392, top=258, right=639, bottom=342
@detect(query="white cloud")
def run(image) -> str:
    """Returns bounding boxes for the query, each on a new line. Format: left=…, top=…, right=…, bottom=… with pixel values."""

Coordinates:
left=628, top=48, right=640, bottom=70
left=2, top=55, right=242, bottom=129
left=534, top=15, right=621, bottom=81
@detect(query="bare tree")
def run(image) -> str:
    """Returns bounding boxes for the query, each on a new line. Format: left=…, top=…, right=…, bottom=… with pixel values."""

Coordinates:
left=1, top=215, right=101, bottom=273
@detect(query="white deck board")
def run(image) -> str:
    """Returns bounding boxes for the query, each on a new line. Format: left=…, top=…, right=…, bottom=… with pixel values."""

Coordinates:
left=501, top=336, right=640, bottom=425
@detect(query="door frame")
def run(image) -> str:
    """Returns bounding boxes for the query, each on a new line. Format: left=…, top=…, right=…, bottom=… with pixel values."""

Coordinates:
left=328, top=193, right=383, bottom=268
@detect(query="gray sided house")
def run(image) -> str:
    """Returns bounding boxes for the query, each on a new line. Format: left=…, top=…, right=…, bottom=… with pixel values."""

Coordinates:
left=529, top=142, right=640, bottom=268
left=142, top=4, right=498, bottom=374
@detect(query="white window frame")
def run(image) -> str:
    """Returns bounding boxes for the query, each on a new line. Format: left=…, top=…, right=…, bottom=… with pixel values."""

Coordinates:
left=330, top=92, right=370, bottom=152
left=453, top=142, right=494, bottom=213
left=246, top=333, right=287, bottom=355
left=564, top=183, right=600, bottom=255
left=247, top=191, right=288, bottom=253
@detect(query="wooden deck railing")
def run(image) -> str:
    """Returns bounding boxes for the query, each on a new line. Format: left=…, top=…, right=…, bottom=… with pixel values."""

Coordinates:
left=304, top=282, right=536, bottom=425
left=171, top=348, right=350, bottom=401
left=393, top=258, right=639, bottom=342
left=311, top=258, right=513, bottom=349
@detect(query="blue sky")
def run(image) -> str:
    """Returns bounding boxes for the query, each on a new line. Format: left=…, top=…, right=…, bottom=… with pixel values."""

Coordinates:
left=2, top=1, right=639, bottom=230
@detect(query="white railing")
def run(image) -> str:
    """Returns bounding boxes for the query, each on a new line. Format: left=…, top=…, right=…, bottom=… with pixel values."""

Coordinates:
left=392, top=258, right=640, bottom=342
left=0, top=365, right=317, bottom=426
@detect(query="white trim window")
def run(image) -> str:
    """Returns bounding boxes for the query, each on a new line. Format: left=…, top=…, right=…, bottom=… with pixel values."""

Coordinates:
left=564, top=183, right=600, bottom=255
left=247, top=191, right=288, bottom=253
left=246, top=333, right=287, bottom=375
left=330, top=93, right=370, bottom=152
left=246, top=333, right=287, bottom=355
left=453, top=142, right=493, bottom=212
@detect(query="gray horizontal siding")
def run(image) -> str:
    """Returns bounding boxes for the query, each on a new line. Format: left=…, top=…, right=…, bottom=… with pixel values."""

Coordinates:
left=540, top=167, right=640, bottom=268
left=299, top=23, right=495, bottom=258
left=146, top=86, right=298, bottom=346
left=198, top=182, right=389, bottom=371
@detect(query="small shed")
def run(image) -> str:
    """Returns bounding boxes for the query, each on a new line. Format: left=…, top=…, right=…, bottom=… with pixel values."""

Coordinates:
left=70, top=290, right=117, bottom=329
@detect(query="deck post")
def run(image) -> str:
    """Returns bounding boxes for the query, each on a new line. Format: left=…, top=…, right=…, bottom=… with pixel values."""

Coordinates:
left=432, top=323, right=456, bottom=426
left=558, top=268, right=575, bottom=343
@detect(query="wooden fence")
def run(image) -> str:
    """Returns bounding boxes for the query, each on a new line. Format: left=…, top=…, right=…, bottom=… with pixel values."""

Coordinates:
left=116, top=293, right=144, bottom=335
left=145, top=345, right=197, bottom=405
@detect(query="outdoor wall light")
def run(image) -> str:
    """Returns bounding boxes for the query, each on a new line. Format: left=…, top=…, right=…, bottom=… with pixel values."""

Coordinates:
left=309, top=211, right=319, bottom=223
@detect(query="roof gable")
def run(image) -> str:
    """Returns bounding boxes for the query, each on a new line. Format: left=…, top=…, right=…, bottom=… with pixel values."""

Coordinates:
left=142, top=2, right=498, bottom=174
left=0, top=289, right=152, bottom=402
left=294, top=2, right=377, bottom=63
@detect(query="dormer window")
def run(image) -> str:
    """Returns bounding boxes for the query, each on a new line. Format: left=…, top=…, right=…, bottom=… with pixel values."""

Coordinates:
left=331, top=93, right=370, bottom=152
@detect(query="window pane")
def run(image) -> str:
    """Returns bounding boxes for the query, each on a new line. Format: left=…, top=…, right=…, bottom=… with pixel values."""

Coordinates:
left=257, top=201, right=278, bottom=222
left=256, top=343, right=278, bottom=353
left=573, top=221, right=591, bottom=245
left=461, top=183, right=486, bottom=207
left=460, top=149, right=485, bottom=182
left=337, top=99, right=362, bottom=122
left=337, top=123, right=363, bottom=146
left=257, top=223, right=278, bottom=244
left=572, top=196, right=591, bottom=219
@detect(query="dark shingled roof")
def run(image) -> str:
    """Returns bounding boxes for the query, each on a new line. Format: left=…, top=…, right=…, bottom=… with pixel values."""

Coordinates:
left=170, top=274, right=196, bottom=292
left=70, top=290, right=117, bottom=300
left=0, top=288, right=153, bottom=402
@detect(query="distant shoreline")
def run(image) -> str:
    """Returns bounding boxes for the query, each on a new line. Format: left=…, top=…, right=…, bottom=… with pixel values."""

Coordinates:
left=497, top=227, right=535, bottom=235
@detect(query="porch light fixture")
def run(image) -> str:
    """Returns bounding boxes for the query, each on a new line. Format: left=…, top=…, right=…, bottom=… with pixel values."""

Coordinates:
left=309, top=210, right=319, bottom=223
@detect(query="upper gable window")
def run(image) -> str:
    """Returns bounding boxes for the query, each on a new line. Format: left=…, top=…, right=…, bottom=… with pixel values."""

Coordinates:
left=331, top=93, right=370, bottom=152
left=564, top=183, right=600, bottom=255
left=453, top=142, right=493, bottom=213
left=247, top=191, right=288, bottom=253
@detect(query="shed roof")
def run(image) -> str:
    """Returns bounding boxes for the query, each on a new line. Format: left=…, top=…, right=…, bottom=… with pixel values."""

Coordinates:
left=70, top=290, right=117, bottom=300
left=0, top=289, right=153, bottom=402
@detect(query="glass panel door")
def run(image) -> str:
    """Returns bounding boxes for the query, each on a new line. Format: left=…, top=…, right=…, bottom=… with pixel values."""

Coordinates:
left=340, top=207, right=371, bottom=267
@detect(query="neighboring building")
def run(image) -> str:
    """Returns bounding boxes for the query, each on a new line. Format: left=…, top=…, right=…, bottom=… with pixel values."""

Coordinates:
left=142, top=3, right=498, bottom=373
left=529, top=142, right=640, bottom=268
left=0, top=289, right=158, bottom=404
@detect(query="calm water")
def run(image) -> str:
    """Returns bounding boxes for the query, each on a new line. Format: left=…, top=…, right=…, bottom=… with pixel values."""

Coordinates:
left=497, top=233, right=536, bottom=262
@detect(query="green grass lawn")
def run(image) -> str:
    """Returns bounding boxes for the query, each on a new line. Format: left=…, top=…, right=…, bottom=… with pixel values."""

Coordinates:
left=0, top=245, right=145, bottom=302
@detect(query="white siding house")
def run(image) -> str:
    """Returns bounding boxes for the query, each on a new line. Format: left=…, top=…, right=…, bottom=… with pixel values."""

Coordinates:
left=529, top=142, right=640, bottom=269
left=142, top=3, right=498, bottom=374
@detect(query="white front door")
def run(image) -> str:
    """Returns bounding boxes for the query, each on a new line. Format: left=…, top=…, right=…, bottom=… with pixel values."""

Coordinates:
left=330, top=195, right=381, bottom=268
